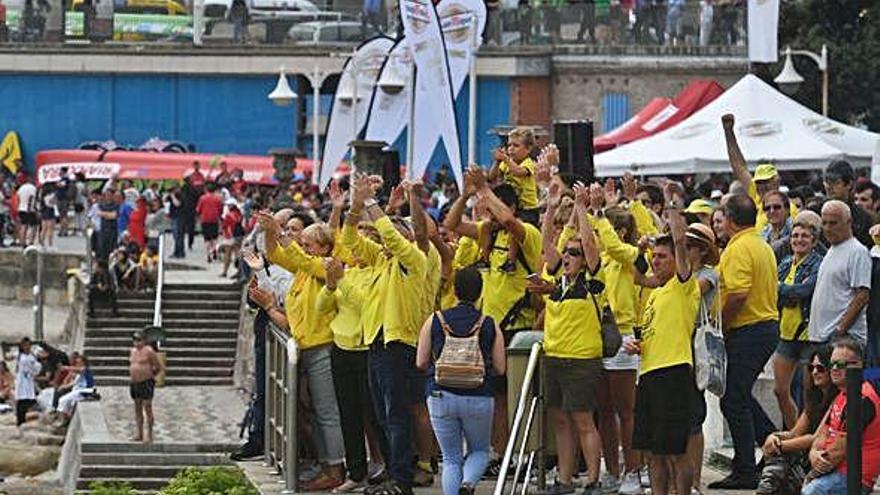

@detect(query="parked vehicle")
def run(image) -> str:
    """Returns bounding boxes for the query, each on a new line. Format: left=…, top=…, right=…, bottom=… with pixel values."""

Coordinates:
left=288, top=20, right=372, bottom=44
left=71, top=0, right=187, bottom=15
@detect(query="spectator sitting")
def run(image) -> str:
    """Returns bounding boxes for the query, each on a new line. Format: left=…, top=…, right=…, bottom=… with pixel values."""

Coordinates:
left=55, top=355, right=95, bottom=423
left=0, top=361, right=13, bottom=403
left=757, top=345, right=838, bottom=495
left=802, top=337, right=880, bottom=495
left=120, top=230, right=142, bottom=260
left=110, top=248, right=140, bottom=292
left=89, top=261, right=118, bottom=317
left=138, top=245, right=160, bottom=289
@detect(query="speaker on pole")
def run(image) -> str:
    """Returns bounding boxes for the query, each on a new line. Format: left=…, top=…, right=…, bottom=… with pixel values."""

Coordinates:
left=553, top=120, right=594, bottom=182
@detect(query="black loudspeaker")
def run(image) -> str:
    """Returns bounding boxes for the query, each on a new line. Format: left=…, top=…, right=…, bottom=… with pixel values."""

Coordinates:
left=553, top=120, right=594, bottom=182
left=381, top=149, right=401, bottom=199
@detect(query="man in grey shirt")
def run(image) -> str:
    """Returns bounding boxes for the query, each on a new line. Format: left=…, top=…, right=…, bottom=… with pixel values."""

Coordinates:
left=808, top=200, right=872, bottom=344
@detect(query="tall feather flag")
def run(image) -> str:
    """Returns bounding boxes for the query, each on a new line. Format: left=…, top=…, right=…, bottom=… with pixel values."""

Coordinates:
left=317, top=36, right=395, bottom=188
left=747, top=0, right=780, bottom=63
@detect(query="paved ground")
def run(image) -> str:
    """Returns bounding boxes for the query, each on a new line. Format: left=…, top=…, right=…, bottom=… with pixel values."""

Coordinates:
left=97, top=386, right=248, bottom=444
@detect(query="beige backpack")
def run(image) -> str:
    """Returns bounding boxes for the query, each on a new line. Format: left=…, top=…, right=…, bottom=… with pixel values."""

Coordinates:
left=433, top=311, right=486, bottom=390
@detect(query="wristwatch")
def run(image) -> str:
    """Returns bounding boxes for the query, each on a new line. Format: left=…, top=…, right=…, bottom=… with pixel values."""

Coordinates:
left=364, top=198, right=378, bottom=209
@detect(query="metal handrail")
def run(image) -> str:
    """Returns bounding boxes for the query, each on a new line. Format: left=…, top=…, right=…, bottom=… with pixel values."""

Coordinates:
left=265, top=321, right=298, bottom=493
left=152, top=233, right=165, bottom=329
left=494, top=342, right=543, bottom=495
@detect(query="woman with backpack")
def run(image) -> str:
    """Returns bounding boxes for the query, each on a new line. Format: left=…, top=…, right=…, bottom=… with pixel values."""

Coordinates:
left=416, top=266, right=506, bottom=495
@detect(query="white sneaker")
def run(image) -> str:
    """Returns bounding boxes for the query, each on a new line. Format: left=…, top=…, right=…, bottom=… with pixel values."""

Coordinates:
left=639, top=467, right=650, bottom=488
left=619, top=471, right=644, bottom=495
left=600, top=473, right=621, bottom=494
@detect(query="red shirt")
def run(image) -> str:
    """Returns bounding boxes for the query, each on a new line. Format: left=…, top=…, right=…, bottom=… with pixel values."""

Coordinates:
left=822, top=381, right=880, bottom=488
left=127, top=203, right=147, bottom=248
left=222, top=208, right=243, bottom=239
left=196, top=193, right=223, bottom=224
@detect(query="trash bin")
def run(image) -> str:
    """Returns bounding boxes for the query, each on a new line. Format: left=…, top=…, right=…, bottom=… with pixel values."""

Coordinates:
left=505, top=331, right=554, bottom=456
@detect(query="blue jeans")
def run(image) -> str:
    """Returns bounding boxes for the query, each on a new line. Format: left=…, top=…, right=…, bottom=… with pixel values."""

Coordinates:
left=428, top=392, right=494, bottom=495
left=802, top=470, right=871, bottom=495
left=171, top=216, right=185, bottom=258
left=720, top=320, right=778, bottom=476
left=369, top=341, right=416, bottom=486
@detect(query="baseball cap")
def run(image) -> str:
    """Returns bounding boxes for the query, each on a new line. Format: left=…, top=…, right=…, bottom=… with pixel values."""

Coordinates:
left=753, top=164, right=778, bottom=182
left=684, top=199, right=715, bottom=216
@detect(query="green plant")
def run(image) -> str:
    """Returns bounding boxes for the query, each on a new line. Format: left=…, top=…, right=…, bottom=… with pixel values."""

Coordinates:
left=86, top=480, right=137, bottom=495
left=158, top=466, right=258, bottom=495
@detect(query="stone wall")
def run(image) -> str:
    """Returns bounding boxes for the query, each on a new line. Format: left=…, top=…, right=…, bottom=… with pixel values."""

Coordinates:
left=0, top=250, right=84, bottom=306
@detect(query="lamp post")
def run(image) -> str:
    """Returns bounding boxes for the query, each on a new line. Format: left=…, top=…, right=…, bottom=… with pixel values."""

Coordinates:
left=269, top=66, right=331, bottom=172
left=774, top=45, right=829, bottom=116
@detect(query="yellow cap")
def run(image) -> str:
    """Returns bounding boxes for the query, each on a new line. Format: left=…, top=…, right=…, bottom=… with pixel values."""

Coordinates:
left=753, top=163, right=778, bottom=182
left=684, top=199, right=715, bottom=215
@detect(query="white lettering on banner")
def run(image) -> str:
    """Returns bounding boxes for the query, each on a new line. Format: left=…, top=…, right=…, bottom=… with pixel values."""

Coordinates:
left=641, top=104, right=680, bottom=132
left=38, top=163, right=121, bottom=183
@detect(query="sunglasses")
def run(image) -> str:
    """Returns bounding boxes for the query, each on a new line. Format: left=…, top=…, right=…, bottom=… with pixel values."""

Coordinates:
left=829, top=359, right=860, bottom=370
left=563, top=247, right=584, bottom=257
left=808, top=363, right=827, bottom=373
left=763, top=204, right=784, bottom=212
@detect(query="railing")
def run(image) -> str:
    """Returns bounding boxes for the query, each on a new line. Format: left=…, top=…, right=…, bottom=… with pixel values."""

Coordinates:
left=265, top=321, right=298, bottom=493
left=152, top=232, right=165, bottom=329
left=1, top=0, right=746, bottom=49
left=494, top=341, right=544, bottom=495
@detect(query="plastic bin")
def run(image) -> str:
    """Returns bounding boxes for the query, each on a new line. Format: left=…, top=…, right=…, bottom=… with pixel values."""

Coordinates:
left=505, top=331, right=554, bottom=456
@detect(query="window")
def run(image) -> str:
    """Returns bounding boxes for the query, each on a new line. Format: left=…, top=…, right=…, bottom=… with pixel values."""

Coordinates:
left=602, top=92, right=630, bottom=133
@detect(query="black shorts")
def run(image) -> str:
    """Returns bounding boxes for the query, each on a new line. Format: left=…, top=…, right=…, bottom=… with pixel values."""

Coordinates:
left=40, top=208, right=56, bottom=221
left=202, top=222, right=219, bottom=241
left=130, top=378, right=156, bottom=400
left=74, top=203, right=85, bottom=214
left=544, top=356, right=602, bottom=412
left=20, top=211, right=39, bottom=226
left=633, top=364, right=694, bottom=455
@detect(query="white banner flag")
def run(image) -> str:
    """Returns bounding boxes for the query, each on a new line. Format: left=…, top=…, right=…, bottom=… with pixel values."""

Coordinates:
left=747, top=0, right=780, bottom=63
left=317, top=36, right=395, bottom=188
left=401, top=0, right=463, bottom=188
left=365, top=0, right=484, bottom=167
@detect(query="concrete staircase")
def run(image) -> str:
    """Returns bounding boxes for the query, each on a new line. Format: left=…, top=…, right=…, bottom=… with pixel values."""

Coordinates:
left=77, top=442, right=236, bottom=492
left=84, top=282, right=242, bottom=387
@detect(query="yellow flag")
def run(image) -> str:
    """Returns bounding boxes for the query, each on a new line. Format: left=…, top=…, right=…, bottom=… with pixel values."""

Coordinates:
left=0, top=131, right=22, bottom=174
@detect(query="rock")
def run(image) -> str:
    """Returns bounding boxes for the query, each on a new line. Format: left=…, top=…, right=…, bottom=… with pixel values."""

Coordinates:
left=0, top=442, right=61, bottom=477
left=0, top=475, right=64, bottom=495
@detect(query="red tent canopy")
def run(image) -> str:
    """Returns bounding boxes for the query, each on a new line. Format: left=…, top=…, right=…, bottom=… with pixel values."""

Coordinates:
left=594, top=79, right=725, bottom=154
left=33, top=149, right=345, bottom=185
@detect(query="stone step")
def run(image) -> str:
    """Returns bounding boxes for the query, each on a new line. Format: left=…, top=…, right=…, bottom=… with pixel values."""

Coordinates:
left=85, top=337, right=237, bottom=348
left=114, top=299, right=242, bottom=310
left=95, top=376, right=234, bottom=386
left=79, top=464, right=196, bottom=479
left=87, top=329, right=237, bottom=340
left=88, top=317, right=240, bottom=328
left=165, top=282, right=240, bottom=291
left=92, top=366, right=233, bottom=377
left=89, top=356, right=235, bottom=368
left=164, top=289, right=241, bottom=300
left=77, top=477, right=169, bottom=491
left=84, top=347, right=236, bottom=358
left=82, top=442, right=237, bottom=454
left=81, top=452, right=233, bottom=466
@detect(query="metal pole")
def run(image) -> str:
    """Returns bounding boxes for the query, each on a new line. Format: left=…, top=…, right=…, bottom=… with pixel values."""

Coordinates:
left=351, top=63, right=359, bottom=171
left=467, top=12, right=478, bottom=166
left=821, top=68, right=829, bottom=117
left=312, top=66, right=322, bottom=168
left=85, top=227, right=94, bottom=277
left=406, top=59, right=416, bottom=180
left=263, top=326, right=272, bottom=467
left=845, top=367, right=863, bottom=495
left=283, top=338, right=298, bottom=493
left=24, top=245, right=44, bottom=341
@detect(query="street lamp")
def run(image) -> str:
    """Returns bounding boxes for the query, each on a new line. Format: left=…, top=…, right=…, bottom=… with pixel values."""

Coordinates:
left=269, top=66, right=331, bottom=170
left=774, top=45, right=829, bottom=116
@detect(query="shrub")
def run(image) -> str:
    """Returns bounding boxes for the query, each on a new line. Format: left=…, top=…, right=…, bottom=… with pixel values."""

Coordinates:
left=158, top=466, right=258, bottom=495
left=87, top=480, right=137, bottom=495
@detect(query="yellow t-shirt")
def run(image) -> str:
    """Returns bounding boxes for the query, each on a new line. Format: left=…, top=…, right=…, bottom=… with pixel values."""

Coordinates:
left=718, top=227, right=779, bottom=330
left=779, top=257, right=807, bottom=342
left=640, top=274, right=701, bottom=375
left=499, top=157, right=539, bottom=210
left=316, top=265, right=372, bottom=351
left=594, top=217, right=639, bottom=335
left=748, top=182, right=798, bottom=233
left=478, top=221, right=543, bottom=331
left=543, top=270, right=604, bottom=360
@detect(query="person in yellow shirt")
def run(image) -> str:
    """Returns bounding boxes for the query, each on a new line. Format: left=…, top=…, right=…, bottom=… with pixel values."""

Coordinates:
left=625, top=185, right=701, bottom=495
left=529, top=182, right=604, bottom=495
left=772, top=221, right=823, bottom=431
left=341, top=174, right=428, bottom=494
left=256, top=212, right=347, bottom=491
left=485, top=127, right=540, bottom=273
left=709, top=193, right=779, bottom=490
left=722, top=113, right=797, bottom=233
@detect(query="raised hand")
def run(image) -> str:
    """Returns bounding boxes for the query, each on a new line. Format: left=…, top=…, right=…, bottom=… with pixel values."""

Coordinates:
left=573, top=182, right=590, bottom=209
left=387, top=184, right=406, bottom=213
left=588, top=182, right=604, bottom=211
left=324, top=258, right=344, bottom=289
left=604, top=178, right=619, bottom=208
left=241, top=246, right=265, bottom=271
left=328, top=180, right=345, bottom=209
left=622, top=172, right=637, bottom=201
left=254, top=210, right=279, bottom=237
left=721, top=113, right=735, bottom=130
left=547, top=180, right=563, bottom=209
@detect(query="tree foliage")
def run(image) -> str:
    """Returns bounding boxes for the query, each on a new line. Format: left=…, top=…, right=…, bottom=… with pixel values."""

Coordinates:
left=769, top=0, right=880, bottom=129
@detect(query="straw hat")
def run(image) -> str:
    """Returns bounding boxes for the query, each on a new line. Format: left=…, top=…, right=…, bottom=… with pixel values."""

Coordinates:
left=685, top=223, right=720, bottom=265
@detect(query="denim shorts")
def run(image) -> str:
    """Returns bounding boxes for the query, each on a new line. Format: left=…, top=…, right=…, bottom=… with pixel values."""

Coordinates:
left=775, top=340, right=814, bottom=364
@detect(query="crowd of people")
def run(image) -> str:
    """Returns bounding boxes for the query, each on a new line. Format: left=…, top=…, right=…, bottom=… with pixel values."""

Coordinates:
left=224, top=114, right=880, bottom=495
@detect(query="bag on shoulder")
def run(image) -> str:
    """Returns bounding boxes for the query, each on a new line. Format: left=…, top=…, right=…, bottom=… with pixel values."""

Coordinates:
left=434, top=312, right=487, bottom=390
left=588, top=293, right=622, bottom=358
left=694, top=301, right=727, bottom=397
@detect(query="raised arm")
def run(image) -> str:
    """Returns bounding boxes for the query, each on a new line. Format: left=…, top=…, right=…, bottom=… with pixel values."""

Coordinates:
left=407, top=182, right=431, bottom=254
left=443, top=171, right=480, bottom=240
left=327, top=180, right=345, bottom=233
left=473, top=167, right=526, bottom=243
left=541, top=182, right=563, bottom=271
left=575, top=184, right=600, bottom=274
left=722, top=114, right=753, bottom=193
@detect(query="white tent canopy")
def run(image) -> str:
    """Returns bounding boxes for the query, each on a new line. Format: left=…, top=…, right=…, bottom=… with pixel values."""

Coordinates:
left=595, top=74, right=880, bottom=177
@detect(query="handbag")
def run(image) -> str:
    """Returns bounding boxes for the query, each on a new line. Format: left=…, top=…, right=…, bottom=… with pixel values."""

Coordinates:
left=588, top=293, right=622, bottom=358
left=693, top=299, right=727, bottom=397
